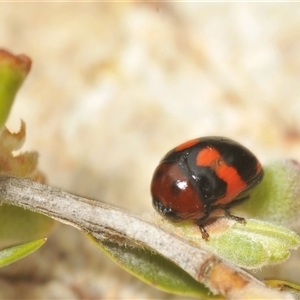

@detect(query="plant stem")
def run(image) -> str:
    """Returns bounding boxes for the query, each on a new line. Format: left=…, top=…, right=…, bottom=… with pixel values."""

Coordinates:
left=0, top=175, right=294, bottom=299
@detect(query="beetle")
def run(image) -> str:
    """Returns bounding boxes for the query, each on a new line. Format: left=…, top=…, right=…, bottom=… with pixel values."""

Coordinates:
left=150, top=136, right=264, bottom=239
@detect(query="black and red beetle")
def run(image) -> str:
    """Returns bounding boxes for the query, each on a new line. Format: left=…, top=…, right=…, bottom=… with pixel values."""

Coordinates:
left=151, top=136, right=264, bottom=239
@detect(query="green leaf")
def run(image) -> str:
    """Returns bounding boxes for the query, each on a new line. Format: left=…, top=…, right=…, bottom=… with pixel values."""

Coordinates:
left=88, top=234, right=222, bottom=299
left=154, top=216, right=300, bottom=269
left=238, top=159, right=300, bottom=228
left=0, top=238, right=46, bottom=268
left=0, top=204, right=55, bottom=249
left=0, top=49, right=31, bottom=128
left=205, top=219, right=300, bottom=268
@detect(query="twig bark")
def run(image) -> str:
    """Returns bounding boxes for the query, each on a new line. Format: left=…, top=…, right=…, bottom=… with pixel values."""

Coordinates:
left=0, top=175, right=294, bottom=299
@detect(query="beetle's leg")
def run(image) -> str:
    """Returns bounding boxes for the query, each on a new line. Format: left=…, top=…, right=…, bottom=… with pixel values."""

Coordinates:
left=221, top=207, right=246, bottom=224
left=196, top=205, right=211, bottom=240
left=219, top=195, right=249, bottom=224
left=199, top=225, right=209, bottom=240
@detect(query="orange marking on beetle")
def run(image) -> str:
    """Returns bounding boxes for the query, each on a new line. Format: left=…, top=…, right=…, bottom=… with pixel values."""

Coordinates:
left=175, top=138, right=200, bottom=152
left=196, top=147, right=248, bottom=204
left=196, top=147, right=221, bottom=167
left=215, top=163, right=247, bottom=205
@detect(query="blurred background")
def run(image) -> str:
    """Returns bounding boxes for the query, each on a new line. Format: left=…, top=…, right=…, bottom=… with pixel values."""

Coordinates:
left=1, top=2, right=300, bottom=299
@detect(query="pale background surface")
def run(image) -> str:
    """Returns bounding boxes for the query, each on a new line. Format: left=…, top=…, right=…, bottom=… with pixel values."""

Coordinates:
left=1, top=3, right=300, bottom=299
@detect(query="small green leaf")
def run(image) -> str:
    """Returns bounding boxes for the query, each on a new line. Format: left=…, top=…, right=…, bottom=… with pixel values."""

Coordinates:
left=238, top=159, right=300, bottom=228
left=155, top=216, right=300, bottom=269
left=0, top=238, right=46, bottom=268
left=205, top=219, right=300, bottom=268
left=0, top=49, right=31, bottom=128
left=88, top=235, right=222, bottom=299
left=0, top=204, right=55, bottom=249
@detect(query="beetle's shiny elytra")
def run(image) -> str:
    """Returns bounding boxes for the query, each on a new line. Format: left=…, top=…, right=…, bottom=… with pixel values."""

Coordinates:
left=151, top=136, right=264, bottom=240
